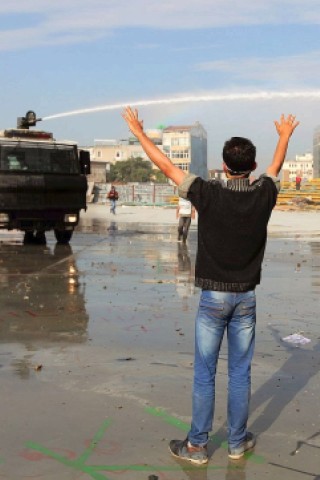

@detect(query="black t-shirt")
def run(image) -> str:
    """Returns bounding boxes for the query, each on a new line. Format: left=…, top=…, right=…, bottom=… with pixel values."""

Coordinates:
left=179, top=174, right=279, bottom=292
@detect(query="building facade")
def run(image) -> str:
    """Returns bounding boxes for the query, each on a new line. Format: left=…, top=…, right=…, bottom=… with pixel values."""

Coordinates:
left=313, top=126, right=320, bottom=179
left=162, top=122, right=208, bottom=179
left=208, top=169, right=226, bottom=181
left=282, top=153, right=313, bottom=182
left=85, top=138, right=153, bottom=183
left=86, top=121, right=208, bottom=183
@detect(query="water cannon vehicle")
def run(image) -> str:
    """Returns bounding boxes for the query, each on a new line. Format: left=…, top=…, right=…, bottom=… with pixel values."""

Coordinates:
left=0, top=110, right=90, bottom=244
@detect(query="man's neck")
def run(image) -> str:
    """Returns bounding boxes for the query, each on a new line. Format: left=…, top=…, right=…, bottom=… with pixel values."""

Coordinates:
left=226, top=172, right=250, bottom=180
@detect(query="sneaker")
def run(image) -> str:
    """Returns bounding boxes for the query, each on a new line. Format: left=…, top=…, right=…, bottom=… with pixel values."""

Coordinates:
left=169, top=438, right=208, bottom=465
left=228, top=432, right=256, bottom=460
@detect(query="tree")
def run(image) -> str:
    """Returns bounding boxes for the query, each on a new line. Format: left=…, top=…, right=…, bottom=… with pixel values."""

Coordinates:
left=152, top=170, right=168, bottom=183
left=107, top=157, right=169, bottom=183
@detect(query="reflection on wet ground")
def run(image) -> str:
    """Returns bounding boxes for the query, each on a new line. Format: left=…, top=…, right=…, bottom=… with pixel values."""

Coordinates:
left=0, top=242, right=88, bottom=345
left=74, top=220, right=198, bottom=354
left=1, top=218, right=319, bottom=372
left=0, top=218, right=319, bottom=480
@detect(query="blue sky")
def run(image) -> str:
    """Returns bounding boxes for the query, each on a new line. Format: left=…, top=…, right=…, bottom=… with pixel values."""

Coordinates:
left=1, top=0, right=320, bottom=171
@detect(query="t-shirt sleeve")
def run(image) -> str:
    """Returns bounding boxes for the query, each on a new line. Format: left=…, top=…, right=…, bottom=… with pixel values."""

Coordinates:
left=260, top=173, right=280, bottom=192
left=258, top=174, right=280, bottom=209
left=178, top=174, right=212, bottom=213
left=178, top=174, right=198, bottom=199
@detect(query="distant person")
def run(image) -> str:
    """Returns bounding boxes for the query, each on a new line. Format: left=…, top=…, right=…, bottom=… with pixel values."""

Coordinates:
left=107, top=186, right=119, bottom=214
left=295, top=175, right=302, bottom=191
left=122, top=107, right=299, bottom=465
left=176, top=197, right=195, bottom=242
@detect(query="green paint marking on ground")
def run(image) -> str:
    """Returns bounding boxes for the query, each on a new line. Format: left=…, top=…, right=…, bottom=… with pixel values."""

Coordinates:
left=144, top=406, right=189, bottom=431
left=25, top=441, right=224, bottom=474
left=145, top=407, right=224, bottom=450
left=25, top=441, right=112, bottom=480
left=146, top=406, right=266, bottom=465
left=25, top=442, right=75, bottom=466
left=77, top=419, right=112, bottom=464
left=24, top=407, right=265, bottom=478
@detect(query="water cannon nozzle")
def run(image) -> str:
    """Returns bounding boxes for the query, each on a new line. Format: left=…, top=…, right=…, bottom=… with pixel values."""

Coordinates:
left=17, top=110, right=42, bottom=129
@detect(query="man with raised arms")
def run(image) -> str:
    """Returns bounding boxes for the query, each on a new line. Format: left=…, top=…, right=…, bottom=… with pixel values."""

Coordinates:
left=122, top=108, right=299, bottom=465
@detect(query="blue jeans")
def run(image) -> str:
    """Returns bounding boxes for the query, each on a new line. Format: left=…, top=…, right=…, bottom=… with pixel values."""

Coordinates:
left=188, top=290, right=256, bottom=449
left=110, top=199, right=116, bottom=214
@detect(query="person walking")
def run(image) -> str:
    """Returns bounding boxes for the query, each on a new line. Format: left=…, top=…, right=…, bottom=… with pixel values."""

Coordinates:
left=295, top=175, right=302, bottom=191
left=107, top=185, right=119, bottom=215
left=122, top=107, right=299, bottom=465
left=176, top=197, right=195, bottom=242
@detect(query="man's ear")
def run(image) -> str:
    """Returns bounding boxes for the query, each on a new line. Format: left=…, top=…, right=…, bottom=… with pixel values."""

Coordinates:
left=251, top=162, right=257, bottom=171
left=222, top=163, right=228, bottom=173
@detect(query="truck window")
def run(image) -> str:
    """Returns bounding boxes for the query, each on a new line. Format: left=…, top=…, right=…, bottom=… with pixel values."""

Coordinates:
left=5, top=154, right=27, bottom=171
left=0, top=143, right=80, bottom=174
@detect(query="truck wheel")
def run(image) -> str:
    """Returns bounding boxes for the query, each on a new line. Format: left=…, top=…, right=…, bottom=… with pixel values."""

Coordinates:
left=35, top=231, right=46, bottom=244
left=23, top=231, right=47, bottom=244
left=54, top=229, right=73, bottom=244
left=23, top=231, right=35, bottom=244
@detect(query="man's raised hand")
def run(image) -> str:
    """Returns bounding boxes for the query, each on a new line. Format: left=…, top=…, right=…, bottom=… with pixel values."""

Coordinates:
left=274, top=114, right=299, bottom=138
left=122, top=107, right=144, bottom=138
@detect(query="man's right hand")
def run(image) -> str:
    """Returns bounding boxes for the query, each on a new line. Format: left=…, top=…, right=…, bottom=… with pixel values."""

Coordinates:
left=266, top=113, right=300, bottom=177
left=274, top=114, right=299, bottom=139
left=122, top=107, right=144, bottom=139
left=121, top=106, right=186, bottom=186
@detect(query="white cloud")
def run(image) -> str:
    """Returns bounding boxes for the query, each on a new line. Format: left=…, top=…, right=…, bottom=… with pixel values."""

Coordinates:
left=195, top=52, right=320, bottom=87
left=0, top=25, right=108, bottom=51
left=1, top=0, right=320, bottom=25
left=0, top=0, right=319, bottom=51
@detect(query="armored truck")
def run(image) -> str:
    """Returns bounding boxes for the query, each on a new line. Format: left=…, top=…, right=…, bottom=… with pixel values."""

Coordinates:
left=0, top=111, right=90, bottom=244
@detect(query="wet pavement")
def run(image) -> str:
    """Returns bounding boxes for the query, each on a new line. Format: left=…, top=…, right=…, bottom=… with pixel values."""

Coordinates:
left=0, top=206, right=319, bottom=479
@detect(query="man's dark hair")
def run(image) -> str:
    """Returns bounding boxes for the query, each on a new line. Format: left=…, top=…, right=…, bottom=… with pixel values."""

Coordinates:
left=222, top=137, right=256, bottom=174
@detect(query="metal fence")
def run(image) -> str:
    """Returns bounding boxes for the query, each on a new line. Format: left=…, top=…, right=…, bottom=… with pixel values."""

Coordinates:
left=93, top=183, right=179, bottom=206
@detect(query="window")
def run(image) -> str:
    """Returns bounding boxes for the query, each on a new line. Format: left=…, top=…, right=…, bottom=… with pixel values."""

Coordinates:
left=5, top=154, right=26, bottom=171
left=0, top=143, right=79, bottom=174
left=171, top=149, right=189, bottom=159
left=175, top=163, right=189, bottom=171
left=171, top=137, right=189, bottom=147
left=162, top=137, right=171, bottom=146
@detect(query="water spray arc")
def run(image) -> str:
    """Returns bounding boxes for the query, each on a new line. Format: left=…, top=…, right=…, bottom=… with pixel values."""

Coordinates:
left=41, top=90, right=320, bottom=121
